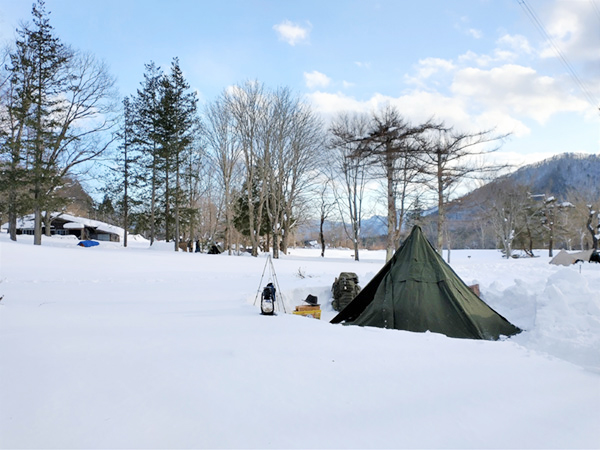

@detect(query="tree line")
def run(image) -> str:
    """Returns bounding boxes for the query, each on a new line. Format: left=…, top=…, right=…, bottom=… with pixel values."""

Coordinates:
left=2, top=1, right=597, bottom=260
left=476, top=180, right=599, bottom=258
left=0, top=0, right=117, bottom=245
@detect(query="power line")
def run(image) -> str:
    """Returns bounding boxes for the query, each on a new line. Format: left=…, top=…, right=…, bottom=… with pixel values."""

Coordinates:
left=517, top=0, right=599, bottom=112
left=590, top=0, right=600, bottom=23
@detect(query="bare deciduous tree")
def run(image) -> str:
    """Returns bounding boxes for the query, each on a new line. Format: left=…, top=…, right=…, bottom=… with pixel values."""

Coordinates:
left=315, top=179, right=335, bottom=257
left=417, top=124, right=509, bottom=255
left=357, top=106, right=432, bottom=261
left=205, top=93, right=242, bottom=255
left=278, top=97, right=323, bottom=255
left=485, top=181, right=530, bottom=258
left=328, top=112, right=371, bottom=261
left=226, top=81, right=269, bottom=256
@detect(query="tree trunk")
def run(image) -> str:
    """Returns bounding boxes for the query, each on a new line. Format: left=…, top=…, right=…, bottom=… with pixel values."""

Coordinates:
left=174, top=158, right=180, bottom=252
left=225, top=188, right=232, bottom=255
left=8, top=192, right=17, bottom=241
left=548, top=209, right=554, bottom=258
left=385, top=149, right=396, bottom=262
left=436, top=160, right=444, bottom=254
left=445, top=225, right=451, bottom=263
left=353, top=220, right=360, bottom=261
left=34, top=206, right=42, bottom=245
left=150, top=146, right=157, bottom=246
left=273, top=232, right=280, bottom=259
left=319, top=215, right=326, bottom=257
left=281, top=230, right=289, bottom=255
left=587, top=208, right=599, bottom=251
left=44, top=212, right=52, bottom=237
left=123, top=141, right=129, bottom=248
left=246, top=177, right=258, bottom=257
left=165, top=158, right=170, bottom=242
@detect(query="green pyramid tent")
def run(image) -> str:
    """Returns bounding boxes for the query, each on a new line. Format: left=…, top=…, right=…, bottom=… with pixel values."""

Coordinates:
left=330, top=226, right=520, bottom=340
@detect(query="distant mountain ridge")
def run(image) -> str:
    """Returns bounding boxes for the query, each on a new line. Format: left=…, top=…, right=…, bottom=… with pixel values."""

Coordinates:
left=445, top=152, right=599, bottom=224
left=501, top=152, right=599, bottom=197
left=298, top=153, right=600, bottom=242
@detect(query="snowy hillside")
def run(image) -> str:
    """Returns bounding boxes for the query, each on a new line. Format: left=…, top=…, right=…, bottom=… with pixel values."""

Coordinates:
left=0, top=234, right=598, bottom=449
left=508, top=152, right=600, bottom=197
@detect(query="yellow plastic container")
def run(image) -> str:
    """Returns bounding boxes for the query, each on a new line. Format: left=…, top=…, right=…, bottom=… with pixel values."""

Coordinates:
left=293, top=305, right=321, bottom=319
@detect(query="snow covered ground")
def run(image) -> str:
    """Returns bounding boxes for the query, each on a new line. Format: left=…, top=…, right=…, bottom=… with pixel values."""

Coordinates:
left=0, top=233, right=598, bottom=449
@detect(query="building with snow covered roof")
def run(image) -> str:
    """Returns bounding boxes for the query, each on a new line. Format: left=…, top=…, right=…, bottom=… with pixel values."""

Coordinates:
left=2, top=213, right=123, bottom=242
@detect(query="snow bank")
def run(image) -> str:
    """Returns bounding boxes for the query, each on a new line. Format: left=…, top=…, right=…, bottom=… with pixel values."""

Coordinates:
left=0, top=235, right=598, bottom=449
left=514, top=268, right=600, bottom=372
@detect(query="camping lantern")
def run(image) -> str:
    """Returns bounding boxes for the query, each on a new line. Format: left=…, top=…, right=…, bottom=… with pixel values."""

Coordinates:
left=261, top=283, right=276, bottom=315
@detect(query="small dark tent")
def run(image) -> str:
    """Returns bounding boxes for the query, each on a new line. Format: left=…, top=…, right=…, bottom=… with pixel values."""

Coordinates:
left=331, top=226, right=520, bottom=340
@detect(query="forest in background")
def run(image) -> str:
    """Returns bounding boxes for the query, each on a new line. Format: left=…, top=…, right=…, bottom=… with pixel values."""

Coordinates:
left=1, top=1, right=598, bottom=261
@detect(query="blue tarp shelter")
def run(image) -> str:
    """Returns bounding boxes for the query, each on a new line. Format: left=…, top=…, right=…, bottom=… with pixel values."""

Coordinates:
left=78, top=240, right=99, bottom=247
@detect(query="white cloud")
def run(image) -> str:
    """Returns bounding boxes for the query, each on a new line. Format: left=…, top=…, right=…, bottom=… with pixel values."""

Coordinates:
left=535, top=0, right=600, bottom=107
left=454, top=35, right=532, bottom=68
left=305, top=89, right=538, bottom=169
left=405, top=57, right=455, bottom=87
left=342, top=80, right=355, bottom=89
left=273, top=20, right=311, bottom=46
left=455, top=16, right=483, bottom=39
left=451, top=64, right=589, bottom=124
left=497, top=34, right=534, bottom=55
left=304, top=70, right=331, bottom=89
left=458, top=49, right=518, bottom=67
left=415, top=57, right=455, bottom=78
left=304, top=91, right=369, bottom=116
left=468, top=28, right=483, bottom=39
left=540, top=0, right=599, bottom=62
left=354, top=61, right=371, bottom=69
left=490, top=150, right=569, bottom=170
left=306, top=90, right=473, bottom=130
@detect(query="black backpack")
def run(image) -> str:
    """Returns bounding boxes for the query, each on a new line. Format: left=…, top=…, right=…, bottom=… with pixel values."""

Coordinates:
left=332, top=272, right=361, bottom=311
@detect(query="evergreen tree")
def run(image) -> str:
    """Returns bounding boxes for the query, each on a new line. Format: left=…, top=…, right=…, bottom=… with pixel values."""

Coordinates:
left=105, top=96, right=142, bottom=246
left=0, top=53, right=31, bottom=241
left=156, top=58, right=199, bottom=250
left=1, top=0, right=117, bottom=245
left=132, top=59, right=199, bottom=248
left=9, top=0, right=71, bottom=244
left=134, top=62, right=163, bottom=244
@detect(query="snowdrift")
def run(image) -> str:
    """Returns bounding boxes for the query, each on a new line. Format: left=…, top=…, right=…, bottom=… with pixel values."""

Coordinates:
left=0, top=235, right=598, bottom=449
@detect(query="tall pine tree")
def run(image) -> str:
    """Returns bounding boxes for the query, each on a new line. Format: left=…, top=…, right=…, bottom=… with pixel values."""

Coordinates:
left=159, top=58, right=199, bottom=250
left=134, top=62, right=163, bottom=245
left=9, top=0, right=71, bottom=245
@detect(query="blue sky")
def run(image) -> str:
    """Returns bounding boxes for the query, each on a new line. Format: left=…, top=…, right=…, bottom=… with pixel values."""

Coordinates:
left=1, top=0, right=598, bottom=169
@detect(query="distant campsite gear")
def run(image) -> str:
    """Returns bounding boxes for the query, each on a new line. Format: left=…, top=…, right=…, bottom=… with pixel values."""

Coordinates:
left=78, top=240, right=99, bottom=247
left=550, top=249, right=594, bottom=266
left=332, top=272, right=361, bottom=311
left=293, top=303, right=321, bottom=319
left=254, top=254, right=287, bottom=314
left=468, top=284, right=481, bottom=297
left=331, top=226, right=521, bottom=340
left=590, top=251, right=600, bottom=263
left=304, top=294, right=318, bottom=305
left=261, top=283, right=276, bottom=315
left=208, top=243, right=222, bottom=254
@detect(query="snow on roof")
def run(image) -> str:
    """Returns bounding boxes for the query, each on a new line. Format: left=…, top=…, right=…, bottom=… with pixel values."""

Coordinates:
left=2, top=212, right=124, bottom=238
left=55, top=212, right=123, bottom=236
left=63, top=222, right=85, bottom=230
